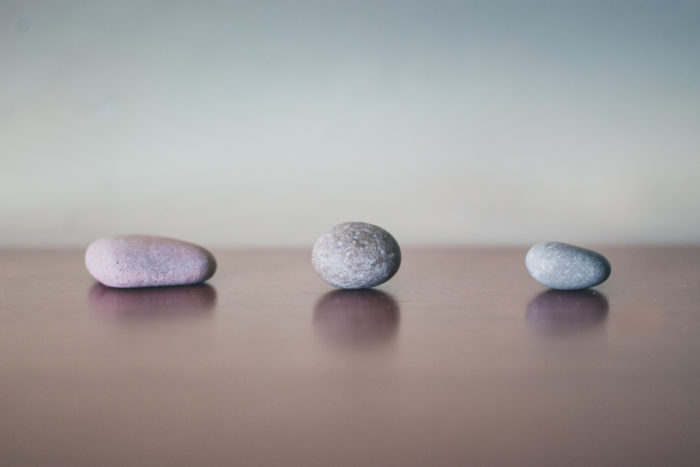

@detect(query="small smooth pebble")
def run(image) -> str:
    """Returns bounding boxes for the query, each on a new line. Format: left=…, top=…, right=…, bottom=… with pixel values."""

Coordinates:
left=312, top=222, right=401, bottom=289
left=85, top=235, right=217, bottom=288
left=525, top=241, right=611, bottom=290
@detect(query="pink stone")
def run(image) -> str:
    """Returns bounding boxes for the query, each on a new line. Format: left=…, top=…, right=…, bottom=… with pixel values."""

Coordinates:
left=85, top=235, right=216, bottom=288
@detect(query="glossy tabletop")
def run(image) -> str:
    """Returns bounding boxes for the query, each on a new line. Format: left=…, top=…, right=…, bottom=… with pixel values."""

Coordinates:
left=1, top=248, right=699, bottom=466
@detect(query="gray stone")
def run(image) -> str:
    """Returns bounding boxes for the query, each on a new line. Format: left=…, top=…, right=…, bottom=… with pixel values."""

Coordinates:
left=85, top=235, right=217, bottom=288
left=312, top=222, right=401, bottom=289
left=525, top=241, right=611, bottom=290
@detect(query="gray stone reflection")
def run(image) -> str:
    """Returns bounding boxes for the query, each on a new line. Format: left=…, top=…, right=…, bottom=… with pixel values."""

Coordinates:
left=313, top=289, right=400, bottom=348
left=526, top=289, right=608, bottom=336
left=88, top=283, right=216, bottom=321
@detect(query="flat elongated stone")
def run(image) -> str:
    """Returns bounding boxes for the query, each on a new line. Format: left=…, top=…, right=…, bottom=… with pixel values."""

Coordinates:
left=85, top=235, right=216, bottom=288
left=525, top=241, right=611, bottom=290
left=312, top=222, right=401, bottom=289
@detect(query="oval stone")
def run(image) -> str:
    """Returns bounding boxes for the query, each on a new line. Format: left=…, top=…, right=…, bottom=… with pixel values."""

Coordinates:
left=525, top=241, right=611, bottom=290
left=312, top=222, right=401, bottom=289
left=85, top=235, right=217, bottom=288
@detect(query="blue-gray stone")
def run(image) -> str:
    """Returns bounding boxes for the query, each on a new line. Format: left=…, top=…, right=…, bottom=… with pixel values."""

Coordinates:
left=525, top=242, right=611, bottom=290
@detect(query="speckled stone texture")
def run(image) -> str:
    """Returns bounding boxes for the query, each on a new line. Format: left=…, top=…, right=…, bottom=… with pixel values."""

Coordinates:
left=525, top=241, right=611, bottom=290
left=312, top=222, right=401, bottom=289
left=85, top=235, right=217, bottom=288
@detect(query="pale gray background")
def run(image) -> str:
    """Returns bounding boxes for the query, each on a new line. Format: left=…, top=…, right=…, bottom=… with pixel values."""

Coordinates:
left=2, top=0, right=699, bottom=247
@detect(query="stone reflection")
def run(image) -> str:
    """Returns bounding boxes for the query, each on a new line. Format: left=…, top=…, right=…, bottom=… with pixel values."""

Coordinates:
left=526, top=289, right=608, bottom=336
left=88, top=283, right=216, bottom=320
left=313, top=289, right=400, bottom=348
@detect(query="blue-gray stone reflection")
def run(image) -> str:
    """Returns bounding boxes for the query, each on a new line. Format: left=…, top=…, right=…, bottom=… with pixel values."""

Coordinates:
left=526, top=289, right=608, bottom=336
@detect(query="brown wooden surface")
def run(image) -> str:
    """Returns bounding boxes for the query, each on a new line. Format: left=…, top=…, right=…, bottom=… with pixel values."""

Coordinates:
left=1, top=248, right=699, bottom=466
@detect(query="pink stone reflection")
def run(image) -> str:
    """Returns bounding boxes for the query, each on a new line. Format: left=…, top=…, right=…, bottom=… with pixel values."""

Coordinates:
left=88, top=283, right=216, bottom=321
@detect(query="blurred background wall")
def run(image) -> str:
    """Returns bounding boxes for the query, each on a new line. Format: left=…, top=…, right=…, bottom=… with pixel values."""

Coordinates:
left=1, top=0, right=699, bottom=247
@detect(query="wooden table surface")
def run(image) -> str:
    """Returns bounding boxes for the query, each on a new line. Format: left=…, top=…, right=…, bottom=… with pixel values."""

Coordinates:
left=1, top=248, right=699, bottom=466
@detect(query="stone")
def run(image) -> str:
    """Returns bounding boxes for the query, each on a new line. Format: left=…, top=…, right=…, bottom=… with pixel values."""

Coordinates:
left=312, top=222, right=401, bottom=289
left=85, top=235, right=217, bottom=288
left=525, top=241, right=611, bottom=290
